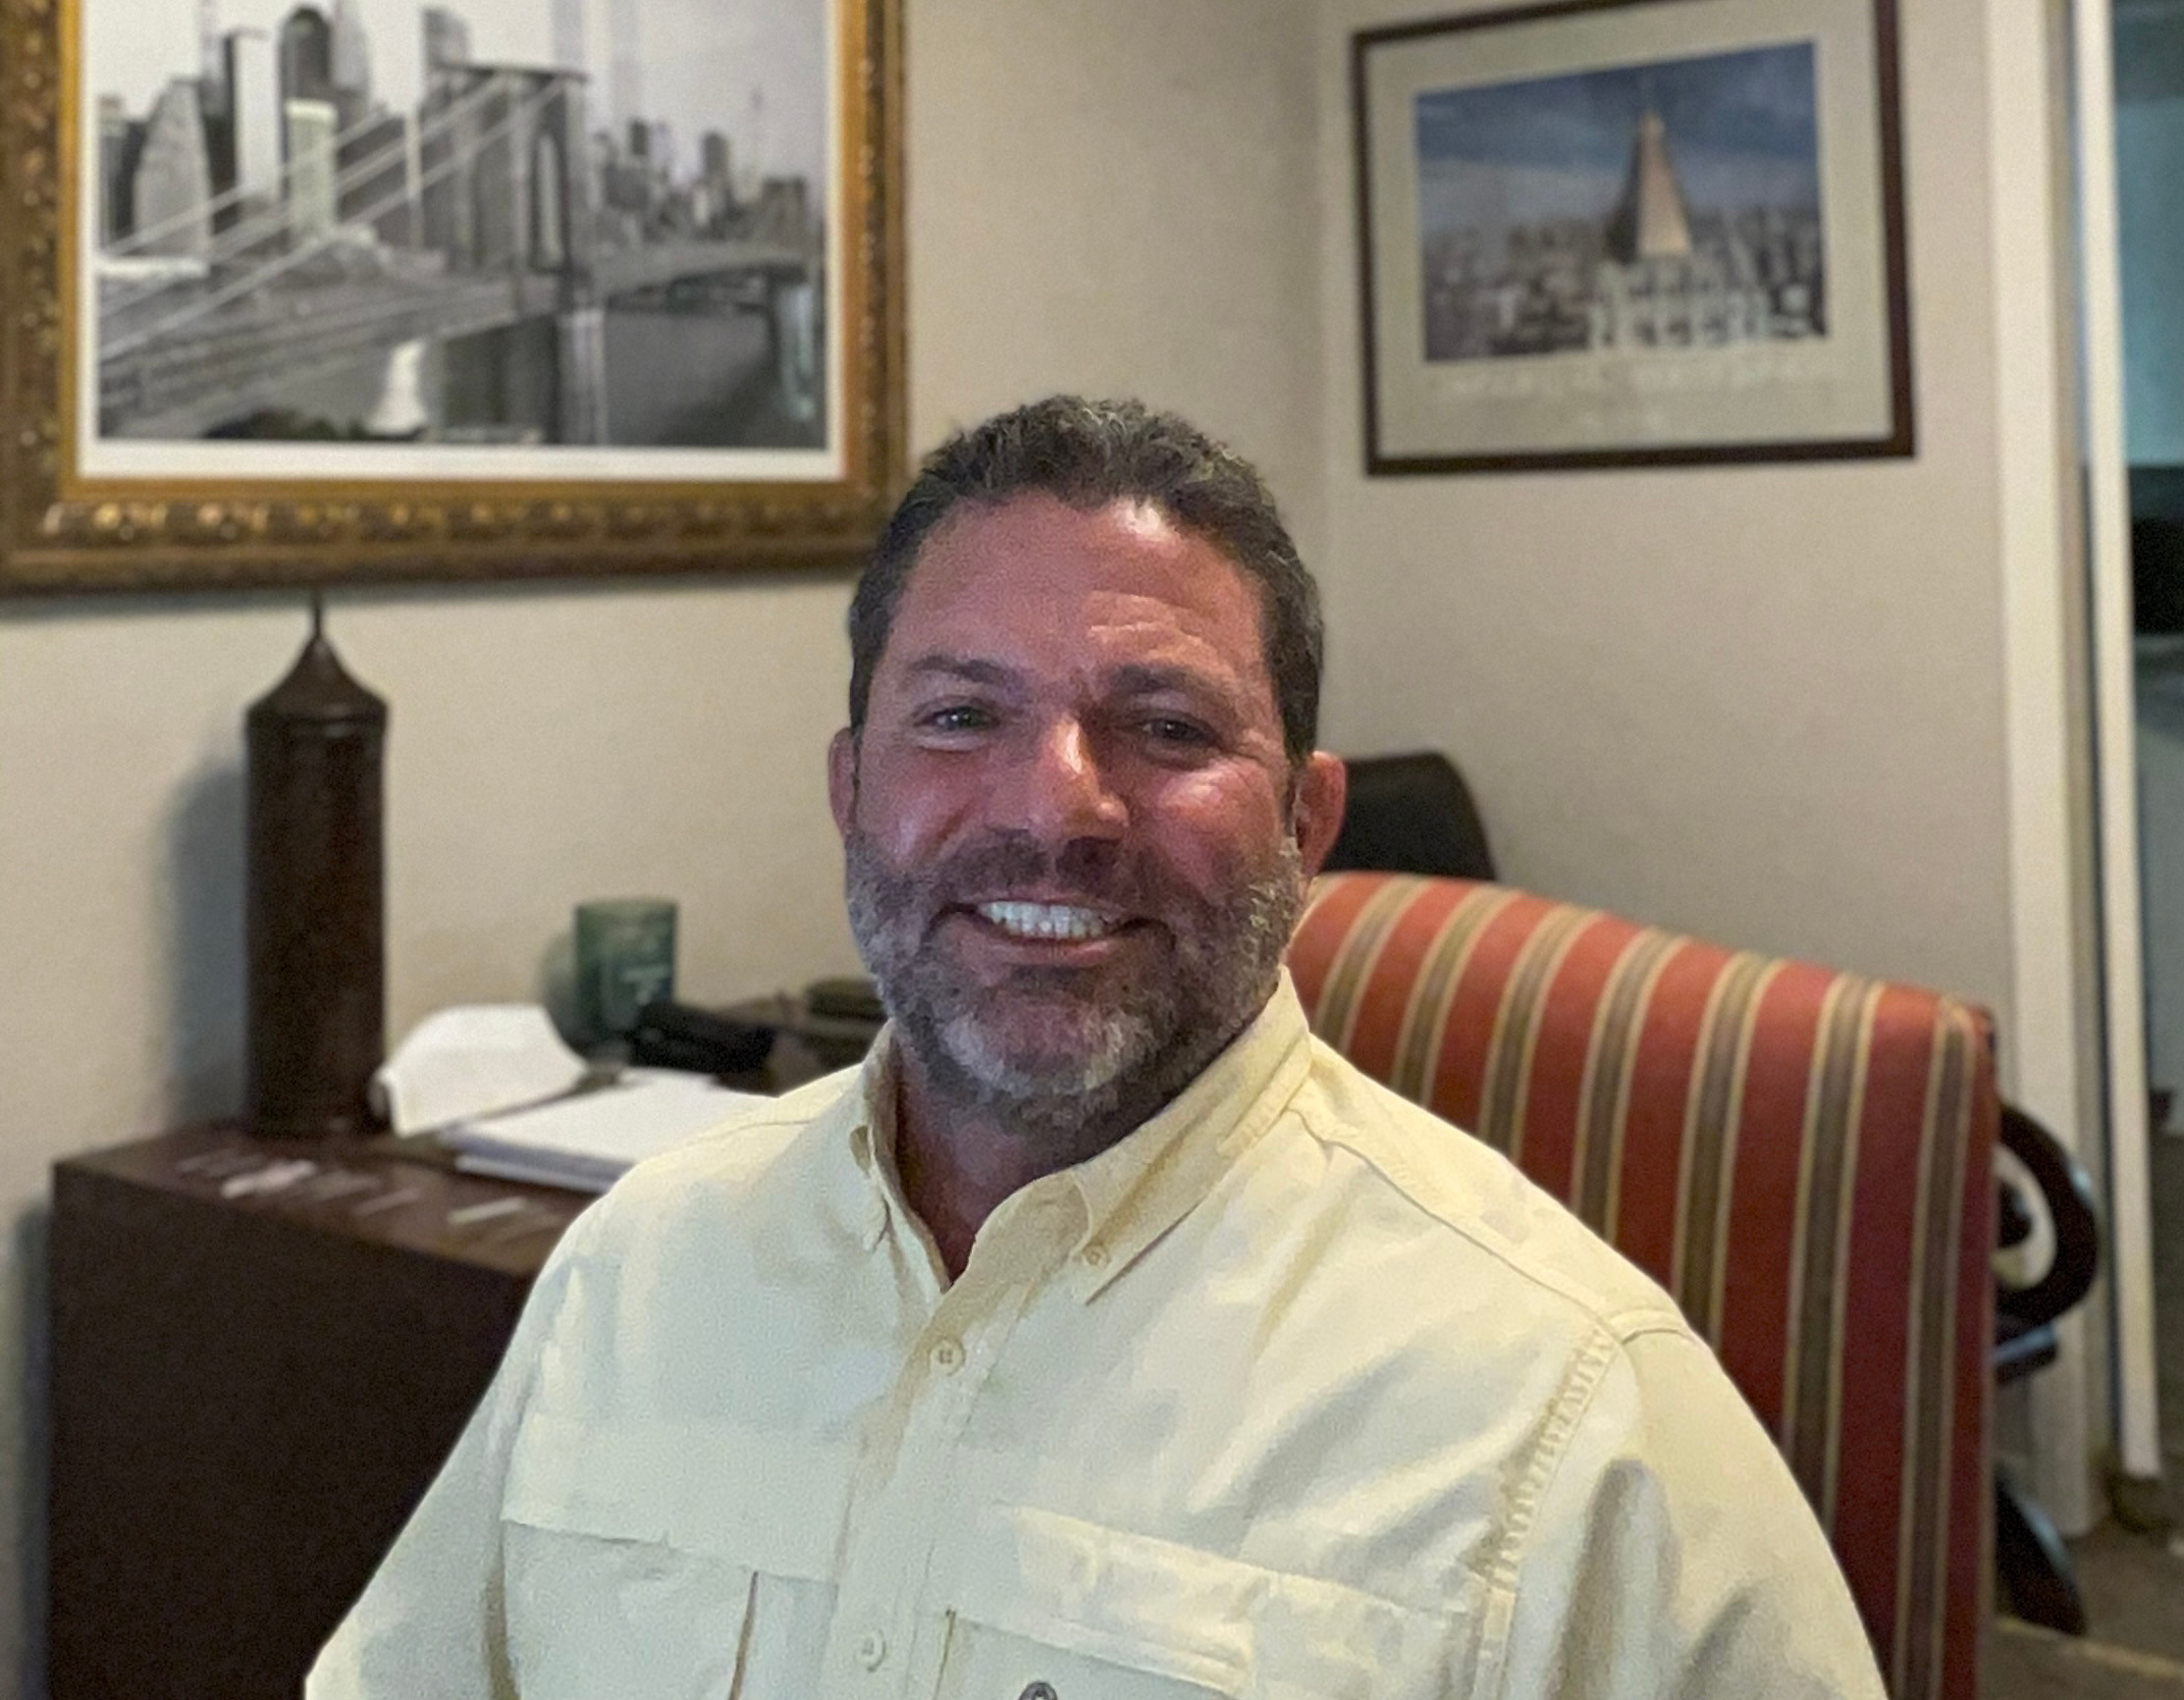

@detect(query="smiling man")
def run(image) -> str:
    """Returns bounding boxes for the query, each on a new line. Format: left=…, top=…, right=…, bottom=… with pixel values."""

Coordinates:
left=310, top=398, right=1886, bottom=1699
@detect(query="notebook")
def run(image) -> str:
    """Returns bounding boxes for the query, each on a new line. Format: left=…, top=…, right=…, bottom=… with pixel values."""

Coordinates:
left=440, top=1069, right=771, bottom=1193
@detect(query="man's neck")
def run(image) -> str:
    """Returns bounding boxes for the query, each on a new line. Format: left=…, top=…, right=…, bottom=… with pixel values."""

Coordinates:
left=887, top=1054, right=1154, bottom=1281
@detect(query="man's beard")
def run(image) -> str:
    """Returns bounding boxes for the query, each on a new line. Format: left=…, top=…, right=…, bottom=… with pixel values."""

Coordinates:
left=843, top=823, right=1306, bottom=1146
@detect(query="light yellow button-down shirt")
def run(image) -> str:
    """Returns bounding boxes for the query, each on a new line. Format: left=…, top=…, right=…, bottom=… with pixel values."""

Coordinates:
left=308, top=975, right=1887, bottom=1700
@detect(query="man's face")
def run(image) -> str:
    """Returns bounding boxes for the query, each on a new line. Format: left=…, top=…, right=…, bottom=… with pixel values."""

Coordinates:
left=829, top=494, right=1345, bottom=1129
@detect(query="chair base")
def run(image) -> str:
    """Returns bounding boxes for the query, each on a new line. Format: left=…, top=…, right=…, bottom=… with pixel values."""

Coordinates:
left=1996, top=1467, right=2088, bottom=1635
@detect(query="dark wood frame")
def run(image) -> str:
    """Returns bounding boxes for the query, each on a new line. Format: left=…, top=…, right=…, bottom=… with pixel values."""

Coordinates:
left=1352, top=0, right=1915, bottom=476
left=0, top=0, right=906, bottom=594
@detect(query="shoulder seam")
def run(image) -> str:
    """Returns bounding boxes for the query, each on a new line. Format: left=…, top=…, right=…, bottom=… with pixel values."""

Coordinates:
left=1297, top=1103, right=1678, bottom=1341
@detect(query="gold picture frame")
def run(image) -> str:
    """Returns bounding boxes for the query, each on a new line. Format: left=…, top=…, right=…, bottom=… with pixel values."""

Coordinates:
left=0, top=0, right=904, bottom=593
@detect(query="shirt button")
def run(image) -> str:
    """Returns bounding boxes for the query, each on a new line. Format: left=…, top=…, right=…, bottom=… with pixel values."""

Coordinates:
left=1081, top=1242, right=1109, bottom=1269
left=1020, top=1683, right=1058, bottom=1700
left=856, top=1629, right=887, bottom=1670
left=931, top=1336, right=965, bottom=1372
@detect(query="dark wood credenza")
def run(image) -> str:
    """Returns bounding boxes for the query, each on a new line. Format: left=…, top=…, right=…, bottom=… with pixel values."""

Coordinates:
left=48, top=1124, right=582, bottom=1700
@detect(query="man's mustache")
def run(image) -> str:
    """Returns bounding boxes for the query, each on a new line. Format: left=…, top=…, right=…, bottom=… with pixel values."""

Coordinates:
left=901, top=833, right=1165, bottom=914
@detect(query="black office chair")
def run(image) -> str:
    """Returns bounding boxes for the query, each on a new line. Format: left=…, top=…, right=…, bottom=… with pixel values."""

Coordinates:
left=1323, top=751, right=1496, bottom=881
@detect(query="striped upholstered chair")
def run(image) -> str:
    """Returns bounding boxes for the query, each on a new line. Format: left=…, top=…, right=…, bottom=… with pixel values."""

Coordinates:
left=1286, top=873, right=1996, bottom=1700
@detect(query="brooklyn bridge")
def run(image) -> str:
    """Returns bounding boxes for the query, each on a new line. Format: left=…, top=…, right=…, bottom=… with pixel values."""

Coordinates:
left=97, top=42, right=823, bottom=445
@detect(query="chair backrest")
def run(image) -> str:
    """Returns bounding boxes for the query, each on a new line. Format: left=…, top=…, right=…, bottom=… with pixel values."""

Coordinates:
left=1323, top=751, right=1497, bottom=881
left=1286, top=872, right=1997, bottom=1700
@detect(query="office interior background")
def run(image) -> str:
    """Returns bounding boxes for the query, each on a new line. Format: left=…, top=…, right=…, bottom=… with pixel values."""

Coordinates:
left=6, top=0, right=2183, bottom=1693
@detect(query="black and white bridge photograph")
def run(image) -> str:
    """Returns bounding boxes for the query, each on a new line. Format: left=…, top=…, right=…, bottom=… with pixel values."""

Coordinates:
left=83, top=0, right=830, bottom=452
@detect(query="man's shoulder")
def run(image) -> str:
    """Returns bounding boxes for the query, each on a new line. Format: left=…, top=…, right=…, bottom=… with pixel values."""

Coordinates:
left=1275, top=1038, right=1689, bottom=1346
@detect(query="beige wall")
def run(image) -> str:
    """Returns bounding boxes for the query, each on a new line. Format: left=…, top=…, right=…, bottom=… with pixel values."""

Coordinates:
left=0, top=1, right=1322, bottom=1689
left=1313, top=0, right=2017, bottom=1024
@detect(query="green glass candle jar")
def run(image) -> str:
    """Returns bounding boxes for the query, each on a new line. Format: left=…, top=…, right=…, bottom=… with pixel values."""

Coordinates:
left=574, top=898, right=677, bottom=1046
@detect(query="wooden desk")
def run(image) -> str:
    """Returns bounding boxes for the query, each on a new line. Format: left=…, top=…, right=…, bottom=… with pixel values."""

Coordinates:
left=47, top=1014, right=878, bottom=1699
left=48, top=1125, right=581, bottom=1700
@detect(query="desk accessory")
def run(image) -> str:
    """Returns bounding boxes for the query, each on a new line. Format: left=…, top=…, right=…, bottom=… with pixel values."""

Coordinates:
left=574, top=899, right=677, bottom=1046
left=245, top=598, right=387, bottom=1139
left=626, top=1000, right=774, bottom=1076
left=805, top=974, right=886, bottom=1023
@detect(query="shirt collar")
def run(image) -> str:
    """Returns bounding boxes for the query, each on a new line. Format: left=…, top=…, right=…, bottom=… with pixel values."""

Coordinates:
left=842, top=971, right=1316, bottom=1302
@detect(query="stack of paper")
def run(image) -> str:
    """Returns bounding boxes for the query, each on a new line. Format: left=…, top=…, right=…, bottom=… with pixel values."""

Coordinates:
left=371, top=1005, right=591, bottom=1136
left=441, top=1069, right=771, bottom=1192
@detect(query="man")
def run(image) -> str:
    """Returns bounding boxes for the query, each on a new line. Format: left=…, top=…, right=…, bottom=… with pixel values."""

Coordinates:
left=310, top=397, right=1886, bottom=1698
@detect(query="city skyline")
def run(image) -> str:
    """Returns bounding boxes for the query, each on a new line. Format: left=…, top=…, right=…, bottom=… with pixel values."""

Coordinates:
left=86, top=0, right=827, bottom=189
left=1413, top=46, right=1829, bottom=363
left=85, top=0, right=832, bottom=452
left=1415, top=41, right=1821, bottom=242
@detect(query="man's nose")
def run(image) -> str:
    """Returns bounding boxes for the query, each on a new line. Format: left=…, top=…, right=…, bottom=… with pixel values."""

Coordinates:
left=999, top=717, right=1127, bottom=842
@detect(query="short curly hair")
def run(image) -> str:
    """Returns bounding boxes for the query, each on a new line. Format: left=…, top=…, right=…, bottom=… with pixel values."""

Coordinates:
left=847, top=396, right=1323, bottom=763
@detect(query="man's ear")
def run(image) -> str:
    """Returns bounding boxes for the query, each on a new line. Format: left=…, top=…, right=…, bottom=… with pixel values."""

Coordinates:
left=827, top=727, right=859, bottom=839
left=1292, top=751, right=1348, bottom=878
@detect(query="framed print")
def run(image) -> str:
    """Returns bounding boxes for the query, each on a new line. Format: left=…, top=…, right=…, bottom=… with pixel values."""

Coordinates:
left=0, top=0, right=904, bottom=592
left=1352, top=0, right=1913, bottom=473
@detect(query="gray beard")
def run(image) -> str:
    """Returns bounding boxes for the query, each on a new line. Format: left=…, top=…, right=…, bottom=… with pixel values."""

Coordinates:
left=843, top=826, right=1306, bottom=1149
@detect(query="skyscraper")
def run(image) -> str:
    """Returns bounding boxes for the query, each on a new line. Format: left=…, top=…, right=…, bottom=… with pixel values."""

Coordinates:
left=197, top=0, right=228, bottom=115
left=284, top=97, right=338, bottom=240
left=133, top=78, right=214, bottom=256
left=421, top=7, right=470, bottom=77
left=329, top=0, right=373, bottom=127
left=552, top=0, right=585, bottom=72
left=1604, top=109, right=1693, bottom=265
left=96, top=94, right=132, bottom=244
left=227, top=28, right=281, bottom=206
left=609, top=0, right=641, bottom=135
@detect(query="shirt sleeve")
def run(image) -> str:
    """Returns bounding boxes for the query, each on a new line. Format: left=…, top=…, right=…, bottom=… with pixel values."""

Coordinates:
left=303, top=1206, right=598, bottom=1700
left=1486, top=1325, right=1890, bottom=1700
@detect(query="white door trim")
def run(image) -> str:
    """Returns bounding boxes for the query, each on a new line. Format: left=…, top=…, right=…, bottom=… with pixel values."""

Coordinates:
left=1991, top=0, right=2100, bottom=1532
left=2071, top=0, right=2166, bottom=1487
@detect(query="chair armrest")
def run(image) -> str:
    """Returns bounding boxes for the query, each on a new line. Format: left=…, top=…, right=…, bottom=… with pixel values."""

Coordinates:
left=1996, top=1103, right=2100, bottom=1330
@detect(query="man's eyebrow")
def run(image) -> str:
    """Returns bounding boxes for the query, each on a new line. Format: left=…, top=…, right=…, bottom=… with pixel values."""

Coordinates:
left=1106, top=662, right=1236, bottom=700
left=899, top=655, right=1021, bottom=689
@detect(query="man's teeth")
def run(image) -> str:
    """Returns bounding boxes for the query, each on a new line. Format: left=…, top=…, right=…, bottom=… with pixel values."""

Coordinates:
left=975, top=901, right=1117, bottom=940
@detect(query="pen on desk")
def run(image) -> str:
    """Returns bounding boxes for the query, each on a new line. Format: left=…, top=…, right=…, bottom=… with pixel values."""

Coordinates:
left=220, top=1159, right=318, bottom=1199
left=483, top=1209, right=567, bottom=1246
left=447, top=1196, right=532, bottom=1228
left=299, top=1170, right=382, bottom=1203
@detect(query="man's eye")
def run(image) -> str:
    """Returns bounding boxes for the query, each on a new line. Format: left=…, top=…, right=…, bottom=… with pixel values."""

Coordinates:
left=924, top=705, right=994, bottom=733
left=1143, top=717, right=1213, bottom=747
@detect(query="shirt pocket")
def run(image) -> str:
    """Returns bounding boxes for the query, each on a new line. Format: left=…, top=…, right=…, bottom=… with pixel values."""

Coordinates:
left=501, top=1413, right=852, bottom=1700
left=935, top=1503, right=1471, bottom=1700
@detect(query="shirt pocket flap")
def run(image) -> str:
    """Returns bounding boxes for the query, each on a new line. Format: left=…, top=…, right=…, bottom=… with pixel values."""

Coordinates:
left=950, top=1502, right=1469, bottom=1700
left=505, top=1413, right=853, bottom=1582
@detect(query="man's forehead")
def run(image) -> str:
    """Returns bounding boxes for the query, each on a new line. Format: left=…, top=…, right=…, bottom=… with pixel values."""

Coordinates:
left=882, top=503, right=1266, bottom=685
left=896, top=651, right=1241, bottom=701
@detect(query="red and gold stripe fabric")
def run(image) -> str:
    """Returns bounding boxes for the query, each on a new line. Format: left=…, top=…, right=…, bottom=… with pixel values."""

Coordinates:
left=1286, top=872, right=1997, bottom=1700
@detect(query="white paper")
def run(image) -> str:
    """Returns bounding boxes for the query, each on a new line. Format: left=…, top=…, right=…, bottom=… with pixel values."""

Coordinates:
left=370, top=1005, right=590, bottom=1136
left=441, top=1072, right=771, bottom=1195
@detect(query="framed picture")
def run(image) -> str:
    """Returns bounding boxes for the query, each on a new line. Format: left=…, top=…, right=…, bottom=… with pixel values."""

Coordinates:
left=0, top=0, right=903, bottom=593
left=1352, top=0, right=1912, bottom=473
